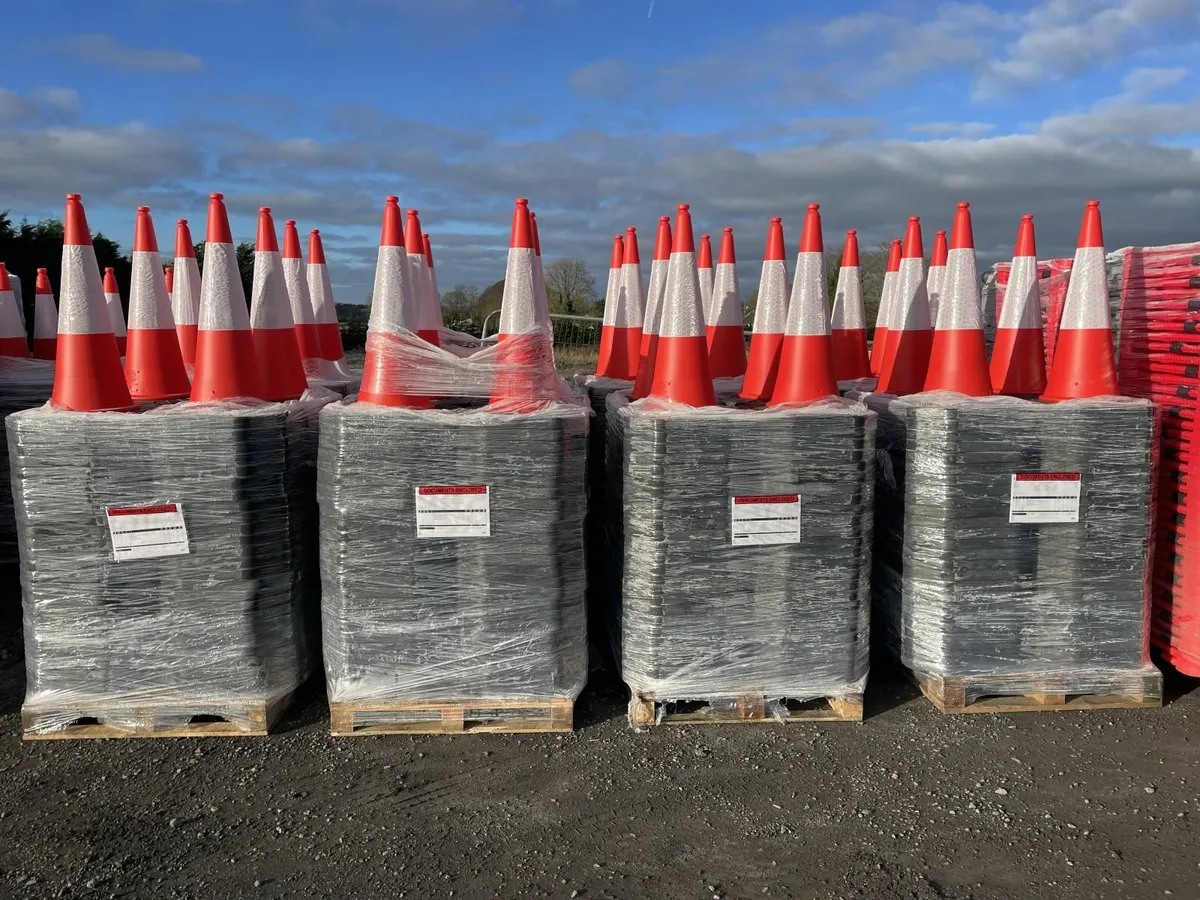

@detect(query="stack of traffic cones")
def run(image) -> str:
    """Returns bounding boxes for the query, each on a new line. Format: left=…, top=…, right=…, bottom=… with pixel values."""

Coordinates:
left=249, top=208, right=307, bottom=402
left=769, top=204, right=837, bottom=405
left=601, top=234, right=625, bottom=362
left=0, top=265, right=30, bottom=357
left=164, top=265, right=174, bottom=296
left=172, top=219, right=201, bottom=368
left=923, top=203, right=990, bottom=395
left=191, top=193, right=263, bottom=402
left=307, top=230, right=353, bottom=375
left=741, top=218, right=788, bottom=401
left=406, top=209, right=441, bottom=347
left=697, top=233, right=714, bottom=332
left=595, top=228, right=644, bottom=381
left=830, top=230, right=870, bottom=381
left=530, top=211, right=550, bottom=329
left=869, top=240, right=901, bottom=377
left=492, top=198, right=555, bottom=406
left=877, top=218, right=932, bottom=395
left=51, top=194, right=134, bottom=412
left=631, top=216, right=672, bottom=400
left=707, top=228, right=747, bottom=379
left=927, top=230, right=948, bottom=329
left=990, top=215, right=1047, bottom=396
left=283, top=219, right=326, bottom=367
left=125, top=207, right=190, bottom=402
left=104, top=268, right=126, bottom=355
left=33, top=270, right=57, bottom=360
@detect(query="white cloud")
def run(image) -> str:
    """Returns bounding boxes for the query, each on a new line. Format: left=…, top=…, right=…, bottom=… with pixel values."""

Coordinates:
left=55, top=34, right=204, bottom=73
left=568, top=59, right=636, bottom=99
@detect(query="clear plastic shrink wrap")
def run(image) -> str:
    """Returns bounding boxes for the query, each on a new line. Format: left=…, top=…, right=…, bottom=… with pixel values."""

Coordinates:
left=866, top=390, right=1161, bottom=701
left=9, top=391, right=332, bottom=735
left=318, top=324, right=590, bottom=714
left=606, top=393, right=876, bottom=723
left=0, top=358, right=55, bottom=569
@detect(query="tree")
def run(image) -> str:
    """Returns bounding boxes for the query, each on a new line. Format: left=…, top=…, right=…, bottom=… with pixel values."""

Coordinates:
left=544, top=257, right=596, bottom=315
left=441, top=283, right=480, bottom=330
left=476, top=279, right=505, bottom=324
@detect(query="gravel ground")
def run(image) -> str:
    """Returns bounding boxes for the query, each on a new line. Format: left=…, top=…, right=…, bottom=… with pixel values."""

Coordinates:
left=0, top=598, right=1195, bottom=900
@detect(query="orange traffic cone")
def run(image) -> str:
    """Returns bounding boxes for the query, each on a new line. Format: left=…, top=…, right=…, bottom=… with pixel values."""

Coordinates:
left=51, top=194, right=134, bottom=412
left=32, top=268, right=58, bottom=360
left=0, top=264, right=30, bottom=357
left=990, top=215, right=1047, bottom=396
left=1042, top=200, right=1118, bottom=401
left=597, top=229, right=644, bottom=380
left=404, top=209, right=440, bottom=347
left=599, top=233, right=624, bottom=366
left=249, top=208, right=307, bottom=401
left=530, top=211, right=550, bottom=328
left=769, top=203, right=837, bottom=405
left=830, top=230, right=870, bottom=380
left=648, top=205, right=716, bottom=406
left=125, top=206, right=190, bottom=401
left=707, top=228, right=747, bottom=378
left=631, top=216, right=672, bottom=400
left=869, top=239, right=901, bottom=376
left=190, top=193, right=263, bottom=402
left=927, top=229, right=948, bottom=328
left=172, top=219, right=200, bottom=367
left=164, top=265, right=174, bottom=295
left=698, top=233, right=714, bottom=326
left=103, top=268, right=126, bottom=355
left=423, top=231, right=448, bottom=342
left=923, top=203, right=991, bottom=395
left=741, top=217, right=789, bottom=401
left=282, top=219, right=324, bottom=363
left=877, top=218, right=932, bottom=395
left=307, top=229, right=350, bottom=371
left=492, top=198, right=552, bottom=406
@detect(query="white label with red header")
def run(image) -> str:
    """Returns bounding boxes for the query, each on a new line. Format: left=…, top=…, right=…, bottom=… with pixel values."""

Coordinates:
left=731, top=494, right=801, bottom=546
left=1009, top=473, right=1081, bottom=524
left=105, top=503, right=190, bottom=561
left=415, top=485, right=491, bottom=538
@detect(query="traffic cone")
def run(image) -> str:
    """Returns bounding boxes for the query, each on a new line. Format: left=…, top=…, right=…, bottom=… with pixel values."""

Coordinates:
left=282, top=219, right=324, bottom=362
left=0, top=264, right=30, bottom=357
left=164, top=265, right=174, bottom=295
left=990, top=215, right=1047, bottom=396
left=492, top=198, right=552, bottom=406
left=597, top=230, right=645, bottom=380
left=830, top=230, right=871, bottom=380
left=877, top=218, right=932, bottom=395
left=741, top=217, right=789, bottom=401
left=869, top=239, right=901, bottom=375
left=51, top=194, right=134, bottom=412
left=631, top=215, right=672, bottom=399
left=307, top=229, right=350, bottom=370
left=649, top=205, right=716, bottom=406
left=125, top=206, right=190, bottom=401
left=769, top=203, right=837, bottom=405
left=707, top=228, right=747, bottom=378
left=602, top=233, right=624, bottom=333
left=190, top=193, right=263, bottom=402
left=103, top=268, right=126, bottom=355
left=530, top=211, right=550, bottom=327
left=927, top=229, right=948, bottom=328
left=698, top=233, right=714, bottom=326
left=32, top=269, right=57, bottom=360
left=359, top=196, right=426, bottom=406
left=1042, top=200, right=1118, bottom=401
left=250, top=208, right=307, bottom=401
left=923, top=203, right=991, bottom=395
left=172, top=219, right=200, bottom=367
left=423, top=232, right=447, bottom=340
left=405, top=209, right=440, bottom=347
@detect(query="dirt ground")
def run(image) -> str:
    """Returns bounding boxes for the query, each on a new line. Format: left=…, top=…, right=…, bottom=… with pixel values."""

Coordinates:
left=0, top=600, right=1195, bottom=900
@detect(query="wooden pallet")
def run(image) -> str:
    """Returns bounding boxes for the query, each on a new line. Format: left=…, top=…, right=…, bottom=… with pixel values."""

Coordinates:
left=628, top=691, right=863, bottom=727
left=329, top=697, right=575, bottom=736
left=21, top=687, right=300, bottom=740
left=908, top=669, right=1163, bottom=714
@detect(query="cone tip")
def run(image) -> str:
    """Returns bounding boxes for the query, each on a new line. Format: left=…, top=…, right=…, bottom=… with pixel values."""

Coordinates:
left=210, top=192, right=223, bottom=200
left=386, top=195, right=399, bottom=203
left=808, top=203, right=819, bottom=211
left=678, top=204, right=689, bottom=210
left=771, top=216, right=781, bottom=223
left=137, top=206, right=149, bottom=213
left=799, top=204, right=823, bottom=253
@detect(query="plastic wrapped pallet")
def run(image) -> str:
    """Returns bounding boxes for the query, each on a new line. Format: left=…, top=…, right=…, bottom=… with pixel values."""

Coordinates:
left=0, top=358, right=54, bottom=571
left=9, top=392, right=332, bottom=737
left=607, top=393, right=876, bottom=726
left=868, top=390, right=1162, bottom=709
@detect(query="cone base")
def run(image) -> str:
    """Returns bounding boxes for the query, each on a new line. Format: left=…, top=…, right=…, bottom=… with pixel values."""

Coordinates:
left=0, top=337, right=30, bottom=358
left=924, top=328, right=992, bottom=396
left=358, top=332, right=434, bottom=408
left=51, top=332, right=135, bottom=412
left=252, top=328, right=308, bottom=402
left=597, top=326, right=643, bottom=381
left=295, top=323, right=325, bottom=360
left=991, top=327, right=1047, bottom=396
left=648, top=335, right=716, bottom=406
left=317, top=322, right=346, bottom=362
left=490, top=332, right=555, bottom=407
left=176, top=323, right=198, bottom=367
left=126, top=328, right=192, bottom=401
left=769, top=334, right=838, bottom=406
left=877, top=329, right=933, bottom=396
left=191, top=329, right=263, bottom=402
left=868, top=327, right=889, bottom=376
left=32, top=338, right=56, bottom=360
left=740, top=332, right=783, bottom=401
left=831, top=329, right=871, bottom=381
left=706, top=325, right=747, bottom=379
left=1041, top=328, right=1118, bottom=402
left=630, top=333, right=661, bottom=401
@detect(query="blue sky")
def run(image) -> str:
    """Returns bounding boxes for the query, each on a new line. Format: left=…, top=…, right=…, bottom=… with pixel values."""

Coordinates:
left=2, top=0, right=1200, bottom=301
